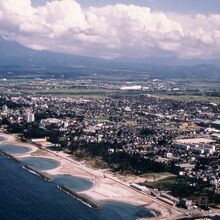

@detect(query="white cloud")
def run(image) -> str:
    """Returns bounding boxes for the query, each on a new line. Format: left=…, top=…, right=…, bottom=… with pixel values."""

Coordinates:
left=27, top=43, right=48, bottom=50
left=0, top=0, right=220, bottom=58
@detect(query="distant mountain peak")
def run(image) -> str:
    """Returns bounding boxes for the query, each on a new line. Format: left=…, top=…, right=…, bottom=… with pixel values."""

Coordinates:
left=0, top=36, right=219, bottom=81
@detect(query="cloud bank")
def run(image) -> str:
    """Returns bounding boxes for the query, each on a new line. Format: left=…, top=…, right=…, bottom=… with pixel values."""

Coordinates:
left=0, top=0, right=219, bottom=58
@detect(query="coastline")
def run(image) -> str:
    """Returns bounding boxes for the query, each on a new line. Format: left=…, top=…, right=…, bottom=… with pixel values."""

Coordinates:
left=0, top=132, right=186, bottom=220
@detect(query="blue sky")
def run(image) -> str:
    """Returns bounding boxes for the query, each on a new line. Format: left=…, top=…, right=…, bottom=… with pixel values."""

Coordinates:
left=33, top=0, right=220, bottom=13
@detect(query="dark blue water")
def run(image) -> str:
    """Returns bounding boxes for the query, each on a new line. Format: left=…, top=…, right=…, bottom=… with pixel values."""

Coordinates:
left=20, top=157, right=60, bottom=170
left=0, top=155, right=154, bottom=220
left=53, top=174, right=93, bottom=192
left=180, top=217, right=220, bottom=220
left=0, top=144, right=31, bottom=154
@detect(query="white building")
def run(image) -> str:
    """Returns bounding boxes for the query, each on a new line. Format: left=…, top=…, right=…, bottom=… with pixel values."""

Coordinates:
left=174, top=143, right=216, bottom=155
left=40, top=118, right=63, bottom=126
left=120, top=85, right=142, bottom=91
left=2, top=105, right=8, bottom=113
left=23, top=113, right=35, bottom=123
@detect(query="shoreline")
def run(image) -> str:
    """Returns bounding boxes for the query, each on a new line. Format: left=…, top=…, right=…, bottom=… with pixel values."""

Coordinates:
left=57, top=185, right=102, bottom=209
left=0, top=132, right=186, bottom=220
left=0, top=150, right=21, bottom=163
left=22, top=165, right=53, bottom=182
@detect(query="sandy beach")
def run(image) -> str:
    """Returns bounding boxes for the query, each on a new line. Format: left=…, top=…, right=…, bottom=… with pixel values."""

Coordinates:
left=0, top=132, right=186, bottom=220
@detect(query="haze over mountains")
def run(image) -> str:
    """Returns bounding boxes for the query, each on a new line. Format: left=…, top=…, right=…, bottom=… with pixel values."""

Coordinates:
left=0, top=37, right=219, bottom=80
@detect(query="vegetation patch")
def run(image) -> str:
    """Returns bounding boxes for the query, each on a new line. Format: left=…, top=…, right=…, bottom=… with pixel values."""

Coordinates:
left=143, top=176, right=220, bottom=208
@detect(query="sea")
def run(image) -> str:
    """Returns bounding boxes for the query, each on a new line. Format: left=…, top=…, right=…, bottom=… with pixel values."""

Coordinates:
left=0, top=148, right=155, bottom=220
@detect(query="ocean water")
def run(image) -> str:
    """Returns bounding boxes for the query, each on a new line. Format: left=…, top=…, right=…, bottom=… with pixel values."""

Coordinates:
left=20, top=157, right=60, bottom=170
left=180, top=217, right=220, bottom=220
left=0, top=144, right=31, bottom=154
left=53, top=174, right=93, bottom=192
left=0, top=155, right=154, bottom=220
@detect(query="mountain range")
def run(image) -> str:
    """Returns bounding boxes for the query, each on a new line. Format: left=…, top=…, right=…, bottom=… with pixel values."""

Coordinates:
left=0, top=37, right=219, bottom=80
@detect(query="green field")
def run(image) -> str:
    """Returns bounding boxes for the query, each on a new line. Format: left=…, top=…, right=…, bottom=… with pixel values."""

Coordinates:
left=37, top=88, right=113, bottom=98
left=157, top=94, right=220, bottom=104
left=34, top=88, right=154, bottom=98
left=143, top=175, right=219, bottom=207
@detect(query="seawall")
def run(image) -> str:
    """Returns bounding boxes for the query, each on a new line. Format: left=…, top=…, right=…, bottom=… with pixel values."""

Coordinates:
left=0, top=150, right=20, bottom=163
left=57, top=185, right=102, bottom=209
left=22, top=165, right=53, bottom=182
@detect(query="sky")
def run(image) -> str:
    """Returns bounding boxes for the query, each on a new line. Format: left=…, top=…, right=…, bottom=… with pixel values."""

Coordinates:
left=1, top=0, right=220, bottom=58
left=33, top=0, right=220, bottom=14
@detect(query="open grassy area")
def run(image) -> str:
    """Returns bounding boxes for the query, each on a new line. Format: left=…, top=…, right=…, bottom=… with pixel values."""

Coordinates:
left=140, top=172, right=175, bottom=182
left=158, top=94, right=220, bottom=104
left=20, top=88, right=152, bottom=98
left=144, top=175, right=183, bottom=190
left=143, top=175, right=219, bottom=207
left=31, top=149, right=50, bottom=156
left=187, top=81, right=220, bottom=90
left=21, top=88, right=112, bottom=98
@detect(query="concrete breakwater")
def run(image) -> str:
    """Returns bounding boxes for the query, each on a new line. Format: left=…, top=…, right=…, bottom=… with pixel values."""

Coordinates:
left=0, top=150, right=20, bottom=163
left=0, top=150, right=53, bottom=183
left=57, top=185, right=102, bottom=209
left=22, top=165, right=53, bottom=182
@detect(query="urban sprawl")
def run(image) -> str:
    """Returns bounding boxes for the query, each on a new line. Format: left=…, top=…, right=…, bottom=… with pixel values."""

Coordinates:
left=0, top=79, right=220, bottom=213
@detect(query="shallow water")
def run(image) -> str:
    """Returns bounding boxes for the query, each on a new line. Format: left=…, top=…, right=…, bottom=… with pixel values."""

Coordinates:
left=101, top=201, right=155, bottom=219
left=20, top=157, right=60, bottom=170
left=0, top=136, right=5, bottom=142
left=0, top=155, right=154, bottom=220
left=53, top=174, right=93, bottom=192
left=0, top=144, right=31, bottom=154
